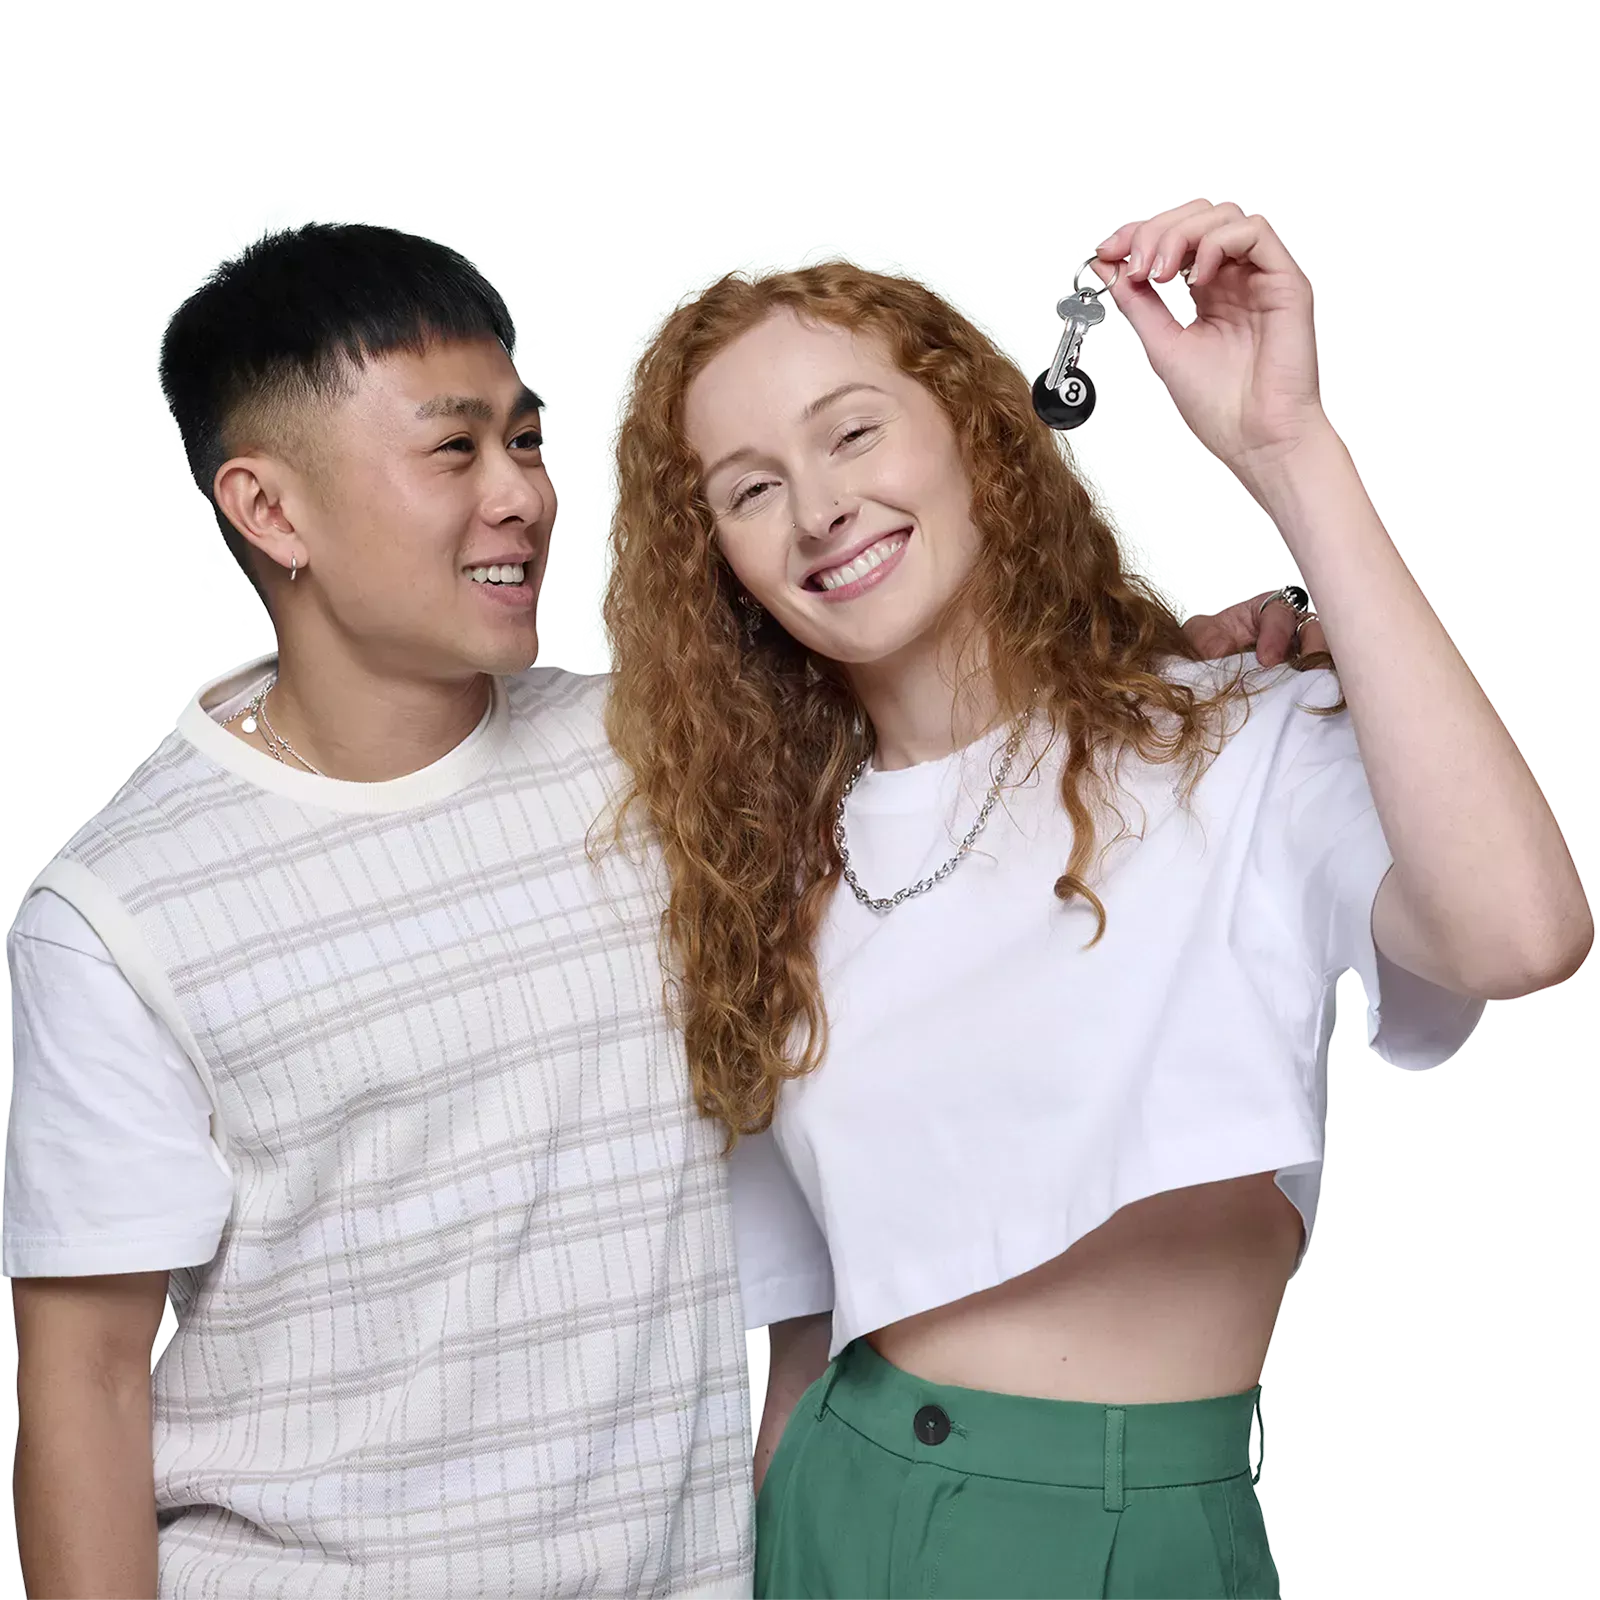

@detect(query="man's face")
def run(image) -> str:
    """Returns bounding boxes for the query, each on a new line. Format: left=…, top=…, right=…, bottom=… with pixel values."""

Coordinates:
left=280, top=337, right=555, bottom=679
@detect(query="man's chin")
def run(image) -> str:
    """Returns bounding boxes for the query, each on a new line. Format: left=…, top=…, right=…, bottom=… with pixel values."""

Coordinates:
left=477, top=628, right=540, bottom=677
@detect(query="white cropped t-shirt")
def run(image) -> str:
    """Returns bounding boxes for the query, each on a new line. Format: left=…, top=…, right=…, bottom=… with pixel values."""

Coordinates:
left=729, top=658, right=1485, bottom=1356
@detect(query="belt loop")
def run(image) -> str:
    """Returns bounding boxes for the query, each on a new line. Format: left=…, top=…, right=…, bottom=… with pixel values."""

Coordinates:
left=1103, top=1406, right=1126, bottom=1513
left=815, top=1349, right=848, bottom=1420
left=1251, top=1389, right=1265, bottom=1485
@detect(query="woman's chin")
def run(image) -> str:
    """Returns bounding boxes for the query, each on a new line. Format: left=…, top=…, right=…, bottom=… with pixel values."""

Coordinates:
left=806, top=624, right=943, bottom=670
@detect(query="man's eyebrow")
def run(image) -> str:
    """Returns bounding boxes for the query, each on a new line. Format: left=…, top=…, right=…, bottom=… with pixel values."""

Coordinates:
left=703, top=384, right=889, bottom=482
left=415, top=388, right=545, bottom=423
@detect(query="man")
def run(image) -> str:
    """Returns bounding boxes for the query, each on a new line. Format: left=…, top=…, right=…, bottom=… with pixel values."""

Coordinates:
left=3, top=221, right=1307, bottom=1597
left=4, top=223, right=748, bottom=1597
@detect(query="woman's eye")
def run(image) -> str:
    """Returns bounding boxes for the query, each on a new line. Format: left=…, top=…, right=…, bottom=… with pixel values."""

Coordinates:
left=726, top=425, right=876, bottom=505
left=732, top=480, right=774, bottom=508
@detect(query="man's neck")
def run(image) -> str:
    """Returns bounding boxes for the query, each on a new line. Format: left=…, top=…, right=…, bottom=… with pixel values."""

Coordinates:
left=244, top=632, right=493, bottom=783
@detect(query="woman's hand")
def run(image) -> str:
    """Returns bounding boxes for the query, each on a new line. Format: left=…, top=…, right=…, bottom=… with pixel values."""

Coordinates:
left=1093, top=200, right=1333, bottom=481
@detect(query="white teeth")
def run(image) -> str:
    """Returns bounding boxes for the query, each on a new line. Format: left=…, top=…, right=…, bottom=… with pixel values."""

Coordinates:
left=815, top=535, right=906, bottom=593
left=467, top=563, right=526, bottom=585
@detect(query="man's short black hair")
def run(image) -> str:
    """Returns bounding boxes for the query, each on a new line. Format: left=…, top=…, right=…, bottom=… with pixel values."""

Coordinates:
left=159, top=222, right=517, bottom=596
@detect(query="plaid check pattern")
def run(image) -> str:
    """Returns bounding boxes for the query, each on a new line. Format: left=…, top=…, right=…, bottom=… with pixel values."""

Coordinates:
left=50, top=669, right=752, bottom=1598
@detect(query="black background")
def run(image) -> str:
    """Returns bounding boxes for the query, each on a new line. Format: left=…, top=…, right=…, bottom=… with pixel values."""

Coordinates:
left=6, top=193, right=1593, bottom=1593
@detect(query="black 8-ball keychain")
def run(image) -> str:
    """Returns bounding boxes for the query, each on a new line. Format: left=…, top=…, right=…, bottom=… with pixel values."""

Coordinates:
left=1032, top=256, right=1122, bottom=430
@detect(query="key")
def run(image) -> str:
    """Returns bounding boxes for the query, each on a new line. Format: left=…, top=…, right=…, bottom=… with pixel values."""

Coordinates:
left=1033, top=290, right=1105, bottom=430
left=1046, top=292, right=1105, bottom=392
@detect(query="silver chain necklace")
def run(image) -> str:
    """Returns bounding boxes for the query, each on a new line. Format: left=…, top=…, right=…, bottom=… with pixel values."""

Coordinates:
left=234, top=675, right=327, bottom=777
left=834, top=709, right=1032, bottom=913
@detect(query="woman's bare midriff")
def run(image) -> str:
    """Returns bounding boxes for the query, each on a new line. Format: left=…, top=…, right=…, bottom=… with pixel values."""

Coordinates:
left=865, top=1172, right=1304, bottom=1404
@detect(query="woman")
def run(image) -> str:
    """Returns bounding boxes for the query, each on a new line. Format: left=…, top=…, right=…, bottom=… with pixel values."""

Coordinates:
left=602, top=200, right=1591, bottom=1598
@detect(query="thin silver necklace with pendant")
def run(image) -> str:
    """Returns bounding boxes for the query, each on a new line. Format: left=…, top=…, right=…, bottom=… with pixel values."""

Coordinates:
left=235, top=675, right=327, bottom=777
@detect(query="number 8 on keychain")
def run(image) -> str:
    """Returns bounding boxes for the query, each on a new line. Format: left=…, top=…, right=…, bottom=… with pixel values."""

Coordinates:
left=1032, top=257, right=1121, bottom=430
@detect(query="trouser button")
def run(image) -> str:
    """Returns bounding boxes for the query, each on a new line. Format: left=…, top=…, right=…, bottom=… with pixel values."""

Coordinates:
left=913, top=1404, right=951, bottom=1445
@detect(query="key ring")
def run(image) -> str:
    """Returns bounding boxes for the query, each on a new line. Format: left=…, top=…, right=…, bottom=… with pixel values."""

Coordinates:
left=1072, top=256, right=1119, bottom=298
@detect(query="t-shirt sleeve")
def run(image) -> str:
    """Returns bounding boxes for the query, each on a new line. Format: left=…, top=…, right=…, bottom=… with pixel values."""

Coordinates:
left=4, top=890, right=234, bottom=1277
left=1259, top=670, right=1486, bottom=1071
left=727, top=1127, right=835, bottom=1330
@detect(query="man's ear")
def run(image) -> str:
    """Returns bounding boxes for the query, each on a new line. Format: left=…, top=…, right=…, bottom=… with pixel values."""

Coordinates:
left=214, top=454, right=304, bottom=585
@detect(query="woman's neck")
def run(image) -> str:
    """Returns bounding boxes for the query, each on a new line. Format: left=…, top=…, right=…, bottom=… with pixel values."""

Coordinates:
left=846, top=628, right=1003, bottom=773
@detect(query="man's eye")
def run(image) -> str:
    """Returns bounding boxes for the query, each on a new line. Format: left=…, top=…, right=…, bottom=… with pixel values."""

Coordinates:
left=438, top=432, right=544, bottom=457
left=511, top=430, right=544, bottom=452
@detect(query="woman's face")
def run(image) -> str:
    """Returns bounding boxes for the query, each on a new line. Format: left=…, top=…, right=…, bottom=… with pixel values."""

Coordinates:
left=685, top=311, right=982, bottom=666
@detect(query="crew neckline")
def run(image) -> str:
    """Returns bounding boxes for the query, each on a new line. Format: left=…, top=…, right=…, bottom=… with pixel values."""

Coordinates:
left=176, top=654, right=510, bottom=815
left=864, top=704, right=1036, bottom=777
left=850, top=653, right=1228, bottom=811
left=850, top=713, right=1029, bottom=816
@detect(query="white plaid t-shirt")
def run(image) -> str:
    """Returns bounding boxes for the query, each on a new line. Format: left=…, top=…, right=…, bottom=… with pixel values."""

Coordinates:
left=5, top=660, right=752, bottom=1598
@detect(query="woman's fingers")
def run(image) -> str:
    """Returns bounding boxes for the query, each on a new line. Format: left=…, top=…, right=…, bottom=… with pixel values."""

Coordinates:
left=1098, top=198, right=1212, bottom=276
left=1093, top=257, right=1182, bottom=360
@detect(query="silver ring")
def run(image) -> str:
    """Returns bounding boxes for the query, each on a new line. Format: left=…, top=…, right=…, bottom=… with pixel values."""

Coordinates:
left=1293, top=610, right=1321, bottom=639
left=1257, top=584, right=1310, bottom=618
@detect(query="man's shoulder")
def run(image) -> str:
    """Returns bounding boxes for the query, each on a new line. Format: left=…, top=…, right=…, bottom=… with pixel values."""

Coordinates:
left=1155, top=649, right=1264, bottom=698
left=9, top=725, right=199, bottom=939
left=505, top=662, right=611, bottom=732
left=50, top=728, right=202, bottom=860
left=1157, top=652, right=1342, bottom=726
left=1177, top=659, right=1351, bottom=809
left=503, top=666, right=615, bottom=752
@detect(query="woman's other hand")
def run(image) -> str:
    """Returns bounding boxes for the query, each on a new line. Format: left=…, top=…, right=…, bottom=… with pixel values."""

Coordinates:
left=1182, top=589, right=1329, bottom=668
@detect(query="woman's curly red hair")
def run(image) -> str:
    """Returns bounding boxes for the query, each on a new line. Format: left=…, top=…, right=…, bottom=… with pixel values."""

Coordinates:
left=602, top=261, right=1325, bottom=1141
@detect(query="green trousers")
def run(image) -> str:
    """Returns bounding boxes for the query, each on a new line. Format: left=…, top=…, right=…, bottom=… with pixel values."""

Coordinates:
left=756, top=1339, right=1278, bottom=1599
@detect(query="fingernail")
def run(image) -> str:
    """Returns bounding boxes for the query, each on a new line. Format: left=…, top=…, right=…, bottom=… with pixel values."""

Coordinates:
left=1150, top=254, right=1166, bottom=280
left=1129, top=250, right=1144, bottom=275
left=1096, top=234, right=1118, bottom=251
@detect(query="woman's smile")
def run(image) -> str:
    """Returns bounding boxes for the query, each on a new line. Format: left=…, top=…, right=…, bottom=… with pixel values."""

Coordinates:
left=807, top=529, right=911, bottom=601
